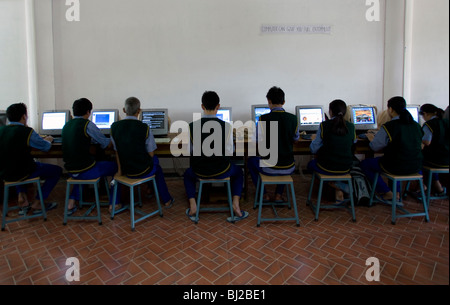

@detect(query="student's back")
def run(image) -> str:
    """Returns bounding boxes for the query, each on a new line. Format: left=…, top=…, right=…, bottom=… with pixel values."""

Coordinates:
left=0, top=124, right=35, bottom=181
left=423, top=116, right=449, bottom=168
left=111, top=119, right=153, bottom=177
left=189, top=117, right=231, bottom=177
left=259, top=110, right=297, bottom=169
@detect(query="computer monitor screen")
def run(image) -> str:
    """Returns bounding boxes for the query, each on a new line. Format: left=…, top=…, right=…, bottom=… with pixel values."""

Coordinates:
left=350, top=105, right=377, bottom=131
left=251, top=105, right=271, bottom=125
left=140, top=109, right=169, bottom=136
left=0, top=111, right=7, bottom=127
left=40, top=110, right=70, bottom=136
left=406, top=105, right=420, bottom=124
left=296, top=106, right=324, bottom=132
left=91, top=109, right=118, bottom=134
left=216, top=108, right=232, bottom=123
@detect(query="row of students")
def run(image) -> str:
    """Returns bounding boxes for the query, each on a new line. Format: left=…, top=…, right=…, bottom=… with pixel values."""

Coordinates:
left=0, top=91, right=447, bottom=219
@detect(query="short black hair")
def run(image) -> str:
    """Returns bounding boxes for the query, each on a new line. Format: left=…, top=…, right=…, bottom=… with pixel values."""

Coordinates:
left=6, top=103, right=27, bottom=122
left=72, top=98, right=93, bottom=117
left=202, top=91, right=220, bottom=111
left=266, top=87, right=285, bottom=105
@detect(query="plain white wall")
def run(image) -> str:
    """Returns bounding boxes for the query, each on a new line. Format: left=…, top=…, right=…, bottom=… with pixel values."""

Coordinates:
left=51, top=0, right=385, bottom=123
left=0, top=0, right=28, bottom=109
left=410, top=0, right=449, bottom=110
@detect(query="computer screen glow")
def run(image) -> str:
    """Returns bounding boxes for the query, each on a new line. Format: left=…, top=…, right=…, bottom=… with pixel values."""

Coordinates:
left=351, top=107, right=376, bottom=125
left=42, top=112, right=67, bottom=130
left=92, top=111, right=116, bottom=129
left=216, top=109, right=232, bottom=123
left=254, top=107, right=271, bottom=124
left=406, top=106, right=420, bottom=123
left=298, top=108, right=323, bottom=126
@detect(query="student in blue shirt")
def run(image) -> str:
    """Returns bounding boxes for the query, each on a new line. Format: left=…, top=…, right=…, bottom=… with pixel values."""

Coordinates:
left=62, top=98, right=118, bottom=215
left=361, top=96, right=423, bottom=202
left=0, top=103, right=61, bottom=215
left=308, top=100, right=356, bottom=203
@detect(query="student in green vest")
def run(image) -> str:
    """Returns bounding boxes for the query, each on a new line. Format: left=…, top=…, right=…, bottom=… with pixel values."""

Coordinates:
left=420, top=104, right=449, bottom=196
left=361, top=96, right=424, bottom=202
left=308, top=100, right=356, bottom=203
left=62, top=98, right=118, bottom=215
left=248, top=86, right=300, bottom=202
left=0, top=103, right=61, bottom=215
left=184, top=91, right=248, bottom=222
left=110, top=97, right=174, bottom=208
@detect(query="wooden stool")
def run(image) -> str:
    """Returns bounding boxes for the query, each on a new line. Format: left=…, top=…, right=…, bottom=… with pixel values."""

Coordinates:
left=194, top=178, right=234, bottom=224
left=369, top=172, right=429, bottom=225
left=63, top=178, right=102, bottom=226
left=254, top=174, right=300, bottom=227
left=307, top=172, right=356, bottom=222
left=111, top=175, right=163, bottom=231
left=78, top=176, right=111, bottom=209
left=2, top=177, right=46, bottom=231
left=423, top=166, right=449, bottom=206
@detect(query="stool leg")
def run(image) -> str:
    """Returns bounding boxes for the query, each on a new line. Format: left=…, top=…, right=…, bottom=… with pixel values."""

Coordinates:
left=289, top=183, right=300, bottom=227
left=152, top=178, right=163, bottom=217
left=347, top=179, right=356, bottom=222
left=257, top=181, right=265, bottom=227
left=315, top=179, right=324, bottom=221
left=63, top=183, right=71, bottom=225
left=286, top=183, right=292, bottom=209
left=195, top=182, right=203, bottom=224
left=111, top=182, right=118, bottom=220
left=418, top=179, right=430, bottom=223
left=254, top=177, right=261, bottom=210
left=307, top=172, right=315, bottom=205
left=35, top=181, right=46, bottom=220
left=226, top=181, right=234, bottom=222
left=426, top=169, right=433, bottom=207
left=1, top=186, right=9, bottom=231
left=94, top=183, right=102, bottom=225
left=130, top=185, right=135, bottom=231
left=391, top=179, right=397, bottom=225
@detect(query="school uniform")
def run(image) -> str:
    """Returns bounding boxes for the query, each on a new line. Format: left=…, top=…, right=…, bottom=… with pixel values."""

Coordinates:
left=62, top=117, right=117, bottom=202
left=0, top=122, right=62, bottom=200
left=184, top=115, right=243, bottom=199
left=422, top=116, right=449, bottom=182
left=361, top=116, right=424, bottom=194
left=248, top=107, right=299, bottom=195
left=111, top=116, right=173, bottom=203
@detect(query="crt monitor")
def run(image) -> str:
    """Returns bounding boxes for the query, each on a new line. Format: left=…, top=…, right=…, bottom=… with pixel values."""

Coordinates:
left=349, top=105, right=377, bottom=131
left=406, top=105, right=421, bottom=124
left=216, top=107, right=232, bottom=123
left=296, top=105, right=325, bottom=132
left=40, top=110, right=71, bottom=136
left=140, top=108, right=169, bottom=136
left=0, top=111, right=7, bottom=127
left=251, top=104, right=271, bottom=125
left=91, top=109, right=119, bottom=135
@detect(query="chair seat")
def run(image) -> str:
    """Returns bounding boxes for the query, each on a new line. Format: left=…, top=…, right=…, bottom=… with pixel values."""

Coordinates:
left=423, top=166, right=449, bottom=173
left=114, top=175, right=156, bottom=186
left=67, top=177, right=100, bottom=183
left=315, top=173, right=352, bottom=180
left=259, top=174, right=293, bottom=183
left=382, top=172, right=423, bottom=180
left=4, top=177, right=41, bottom=186
left=199, top=177, right=230, bottom=182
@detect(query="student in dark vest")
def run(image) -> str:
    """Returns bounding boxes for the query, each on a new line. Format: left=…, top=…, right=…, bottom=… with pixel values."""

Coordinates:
left=361, top=96, right=424, bottom=203
left=62, top=98, right=118, bottom=215
left=184, top=91, right=248, bottom=222
left=419, top=104, right=449, bottom=196
left=110, top=97, right=174, bottom=209
left=0, top=103, right=61, bottom=215
left=308, top=100, right=356, bottom=203
left=248, top=86, right=300, bottom=202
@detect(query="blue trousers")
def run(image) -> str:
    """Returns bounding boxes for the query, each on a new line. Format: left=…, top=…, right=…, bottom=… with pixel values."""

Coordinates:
left=69, top=161, right=118, bottom=202
left=115, top=156, right=172, bottom=204
left=248, top=157, right=294, bottom=195
left=184, top=163, right=243, bottom=200
left=360, top=157, right=395, bottom=194
left=17, top=162, right=62, bottom=200
left=307, top=159, right=350, bottom=193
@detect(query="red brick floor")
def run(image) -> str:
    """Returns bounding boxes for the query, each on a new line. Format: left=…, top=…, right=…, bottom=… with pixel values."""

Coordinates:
left=0, top=174, right=448, bottom=285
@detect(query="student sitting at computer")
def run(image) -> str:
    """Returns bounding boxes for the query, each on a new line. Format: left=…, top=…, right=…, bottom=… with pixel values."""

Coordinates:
left=62, top=98, right=118, bottom=215
left=110, top=97, right=174, bottom=209
left=247, top=86, right=300, bottom=202
left=361, top=96, right=424, bottom=202
left=420, top=103, right=449, bottom=196
left=184, top=91, right=248, bottom=222
left=308, top=100, right=356, bottom=203
left=0, top=103, right=61, bottom=214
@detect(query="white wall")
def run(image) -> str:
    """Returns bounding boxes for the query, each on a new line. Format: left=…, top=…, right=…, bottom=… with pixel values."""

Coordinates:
left=410, top=0, right=449, bottom=110
left=51, top=0, right=385, bottom=123
left=0, top=0, right=28, bottom=110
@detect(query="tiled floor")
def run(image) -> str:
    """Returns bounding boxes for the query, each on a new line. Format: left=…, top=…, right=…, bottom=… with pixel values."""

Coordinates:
left=0, top=173, right=448, bottom=285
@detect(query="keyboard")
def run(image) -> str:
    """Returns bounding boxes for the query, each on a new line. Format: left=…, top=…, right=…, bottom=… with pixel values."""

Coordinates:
left=154, top=137, right=171, bottom=144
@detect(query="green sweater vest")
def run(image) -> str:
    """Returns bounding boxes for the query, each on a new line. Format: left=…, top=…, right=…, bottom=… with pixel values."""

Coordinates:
left=189, top=118, right=231, bottom=178
left=111, top=119, right=153, bottom=177
left=380, top=119, right=424, bottom=175
left=0, top=125, right=36, bottom=182
left=259, top=110, right=298, bottom=169
left=316, top=120, right=356, bottom=173
left=62, top=118, right=96, bottom=173
left=423, top=118, right=449, bottom=167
